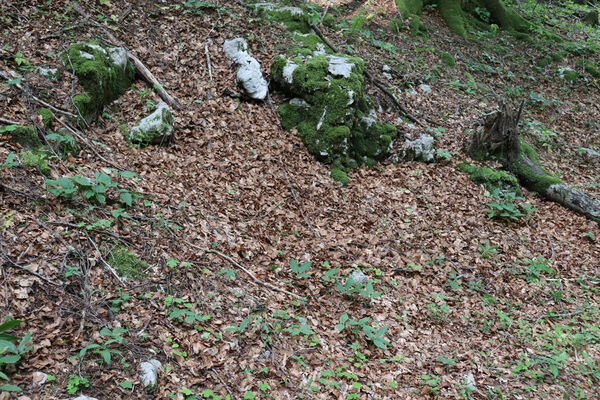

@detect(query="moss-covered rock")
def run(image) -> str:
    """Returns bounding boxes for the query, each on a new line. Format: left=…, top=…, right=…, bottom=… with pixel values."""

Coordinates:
left=127, top=102, right=174, bottom=145
left=0, top=125, right=41, bottom=150
left=438, top=51, right=456, bottom=68
left=37, top=108, right=54, bottom=130
left=457, top=162, right=520, bottom=193
left=249, top=3, right=311, bottom=33
left=21, top=150, right=51, bottom=177
left=62, top=42, right=135, bottom=124
left=578, top=59, right=600, bottom=77
left=108, top=248, right=148, bottom=280
left=535, top=56, right=552, bottom=68
left=272, top=47, right=397, bottom=180
left=558, top=67, right=579, bottom=81
left=38, top=67, right=60, bottom=82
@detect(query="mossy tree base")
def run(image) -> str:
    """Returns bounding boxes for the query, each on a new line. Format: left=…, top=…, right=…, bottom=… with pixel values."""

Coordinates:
left=467, top=102, right=600, bottom=221
left=396, top=0, right=533, bottom=38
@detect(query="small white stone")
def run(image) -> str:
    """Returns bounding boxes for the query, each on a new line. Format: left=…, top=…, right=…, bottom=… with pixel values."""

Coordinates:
left=38, top=67, right=59, bottom=81
left=79, top=51, right=95, bottom=60
left=70, top=396, right=100, bottom=400
left=282, top=61, right=298, bottom=84
left=32, top=371, right=48, bottom=386
left=418, top=84, right=432, bottom=94
left=382, top=64, right=391, bottom=72
left=349, top=270, right=368, bottom=285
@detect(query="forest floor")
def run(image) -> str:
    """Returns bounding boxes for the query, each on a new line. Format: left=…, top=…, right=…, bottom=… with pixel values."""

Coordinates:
left=1, top=0, right=599, bottom=399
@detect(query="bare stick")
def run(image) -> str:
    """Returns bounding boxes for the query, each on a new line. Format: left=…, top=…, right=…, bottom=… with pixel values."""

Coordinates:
left=54, top=117, right=122, bottom=170
left=0, top=117, right=19, bottom=125
left=0, top=237, right=61, bottom=286
left=187, top=242, right=302, bottom=299
left=72, top=4, right=184, bottom=110
left=0, top=71, right=78, bottom=119
left=205, top=42, right=213, bottom=81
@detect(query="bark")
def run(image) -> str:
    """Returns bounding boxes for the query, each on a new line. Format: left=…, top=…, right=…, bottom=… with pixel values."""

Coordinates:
left=468, top=102, right=600, bottom=222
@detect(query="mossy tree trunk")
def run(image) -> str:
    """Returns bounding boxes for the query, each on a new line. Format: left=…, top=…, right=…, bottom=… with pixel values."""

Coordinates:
left=468, top=102, right=600, bottom=222
left=396, top=0, right=532, bottom=37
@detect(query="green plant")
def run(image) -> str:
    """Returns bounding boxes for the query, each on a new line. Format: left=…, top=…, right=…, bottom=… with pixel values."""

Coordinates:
left=0, top=319, right=32, bottom=392
left=419, top=374, right=440, bottom=394
left=1, top=152, right=19, bottom=168
left=478, top=240, right=498, bottom=258
left=485, top=189, right=536, bottom=221
left=78, top=327, right=126, bottom=364
left=165, top=296, right=211, bottom=325
left=289, top=258, right=312, bottom=278
left=336, top=313, right=390, bottom=349
left=519, top=255, right=553, bottom=282
left=46, top=170, right=139, bottom=206
left=66, top=374, right=89, bottom=394
left=108, top=248, right=148, bottom=280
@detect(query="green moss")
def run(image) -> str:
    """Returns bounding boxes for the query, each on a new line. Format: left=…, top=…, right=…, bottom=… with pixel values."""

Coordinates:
left=535, top=56, right=552, bottom=68
left=0, top=125, right=41, bottom=150
left=292, top=33, right=331, bottom=54
left=579, top=59, right=600, bottom=77
left=62, top=42, right=135, bottom=124
left=409, top=15, right=428, bottom=37
left=323, top=14, right=335, bottom=29
left=395, top=0, right=422, bottom=16
left=272, top=50, right=397, bottom=183
left=37, top=108, right=54, bottom=130
left=479, top=0, right=531, bottom=32
left=513, top=141, right=562, bottom=192
left=550, top=52, right=563, bottom=62
left=21, top=151, right=51, bottom=176
left=438, top=0, right=467, bottom=37
left=562, top=69, right=579, bottom=81
left=268, top=7, right=311, bottom=33
left=330, top=169, right=348, bottom=186
left=389, top=18, right=404, bottom=34
left=457, top=162, right=520, bottom=193
left=439, top=51, right=456, bottom=68
left=108, top=248, right=148, bottom=280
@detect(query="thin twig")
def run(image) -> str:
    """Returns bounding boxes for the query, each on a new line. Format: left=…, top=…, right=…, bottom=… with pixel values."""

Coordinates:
left=205, top=41, right=213, bottom=81
left=187, top=242, right=302, bottom=299
left=0, top=71, right=77, bottom=119
left=0, top=236, right=61, bottom=286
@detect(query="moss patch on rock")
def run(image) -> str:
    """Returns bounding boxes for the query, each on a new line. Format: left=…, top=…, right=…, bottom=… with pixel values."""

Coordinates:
left=272, top=43, right=397, bottom=184
left=250, top=3, right=311, bottom=33
left=0, top=125, right=41, bottom=150
left=127, top=102, right=174, bottom=145
left=457, top=162, right=520, bottom=193
left=21, top=151, right=51, bottom=177
left=578, top=59, right=600, bottom=77
left=109, top=247, right=148, bottom=280
left=37, top=108, right=55, bottom=130
left=438, top=51, right=456, bottom=68
left=62, top=42, right=135, bottom=124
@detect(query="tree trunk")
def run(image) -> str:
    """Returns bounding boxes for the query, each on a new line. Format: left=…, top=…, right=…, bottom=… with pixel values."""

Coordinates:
left=468, top=102, right=600, bottom=222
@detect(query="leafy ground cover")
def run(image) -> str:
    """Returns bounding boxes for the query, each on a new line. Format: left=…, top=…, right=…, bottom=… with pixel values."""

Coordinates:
left=0, top=0, right=599, bottom=399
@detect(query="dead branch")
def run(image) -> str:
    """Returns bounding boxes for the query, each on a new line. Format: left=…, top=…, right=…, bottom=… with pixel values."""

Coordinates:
left=0, top=117, right=20, bottom=125
left=187, top=242, right=302, bottom=299
left=72, top=4, right=184, bottom=111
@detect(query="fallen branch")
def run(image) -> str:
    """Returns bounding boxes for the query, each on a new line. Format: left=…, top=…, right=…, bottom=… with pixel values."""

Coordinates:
left=309, top=23, right=422, bottom=126
left=72, top=4, right=184, bottom=111
left=0, top=236, right=61, bottom=286
left=0, top=117, right=20, bottom=125
left=205, top=41, right=213, bottom=81
left=0, top=70, right=77, bottom=119
left=187, top=242, right=302, bottom=299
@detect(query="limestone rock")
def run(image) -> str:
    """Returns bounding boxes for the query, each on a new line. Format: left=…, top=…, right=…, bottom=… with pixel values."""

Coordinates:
left=127, top=102, right=174, bottom=145
left=61, top=42, right=135, bottom=123
left=69, top=396, right=100, bottom=400
left=139, top=359, right=162, bottom=391
left=403, top=134, right=435, bottom=163
left=32, top=371, right=48, bottom=387
left=223, top=38, right=268, bottom=100
left=349, top=270, right=368, bottom=285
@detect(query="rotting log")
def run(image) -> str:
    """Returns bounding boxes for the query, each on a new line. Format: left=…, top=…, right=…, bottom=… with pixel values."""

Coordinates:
left=468, top=101, right=600, bottom=222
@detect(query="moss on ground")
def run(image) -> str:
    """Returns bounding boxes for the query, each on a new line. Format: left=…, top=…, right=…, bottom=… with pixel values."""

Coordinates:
left=21, top=151, right=51, bottom=176
left=579, top=59, right=600, bottom=77
left=109, top=248, right=148, bottom=280
left=1, top=125, right=41, bottom=150
left=439, top=51, right=456, bottom=68
left=512, top=140, right=563, bottom=192
left=457, top=162, right=520, bottom=193
left=62, top=42, right=135, bottom=124
left=37, top=108, right=55, bottom=130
